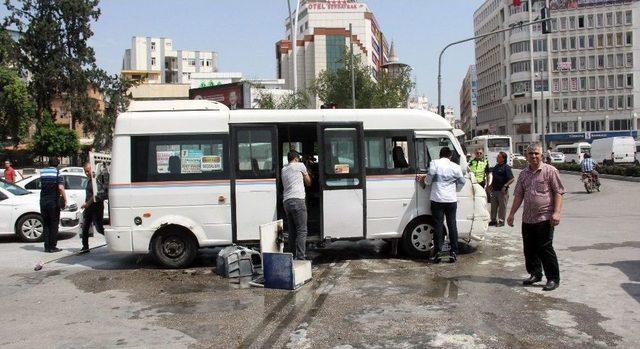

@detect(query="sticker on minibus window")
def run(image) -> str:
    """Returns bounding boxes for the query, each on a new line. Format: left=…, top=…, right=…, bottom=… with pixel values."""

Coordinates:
left=334, top=164, right=350, bottom=174
left=201, top=155, right=222, bottom=171
left=156, top=150, right=180, bottom=173
left=181, top=149, right=203, bottom=173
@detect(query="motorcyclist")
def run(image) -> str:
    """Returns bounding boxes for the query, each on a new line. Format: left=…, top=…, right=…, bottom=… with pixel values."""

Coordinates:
left=580, top=153, right=600, bottom=187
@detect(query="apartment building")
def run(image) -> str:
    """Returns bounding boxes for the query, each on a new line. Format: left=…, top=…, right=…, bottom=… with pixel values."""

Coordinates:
left=122, top=37, right=218, bottom=84
left=460, top=65, right=479, bottom=138
left=474, top=0, right=639, bottom=153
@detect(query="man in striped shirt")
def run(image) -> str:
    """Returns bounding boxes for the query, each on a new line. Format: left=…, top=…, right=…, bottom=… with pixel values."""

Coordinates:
left=507, top=143, right=565, bottom=291
left=40, top=158, right=67, bottom=253
left=580, top=153, right=600, bottom=186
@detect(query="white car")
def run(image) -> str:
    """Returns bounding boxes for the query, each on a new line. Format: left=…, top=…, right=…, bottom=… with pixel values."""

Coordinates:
left=16, top=172, right=109, bottom=220
left=549, top=152, right=565, bottom=163
left=0, top=179, right=80, bottom=242
left=60, top=167, right=85, bottom=174
left=513, top=153, right=526, bottom=161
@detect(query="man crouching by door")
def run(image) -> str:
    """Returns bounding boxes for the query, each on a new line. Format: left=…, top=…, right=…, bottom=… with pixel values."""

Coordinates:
left=281, top=151, right=312, bottom=260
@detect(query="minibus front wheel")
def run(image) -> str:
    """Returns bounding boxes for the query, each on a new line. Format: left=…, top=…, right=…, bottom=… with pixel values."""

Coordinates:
left=150, top=225, right=198, bottom=269
left=401, top=216, right=435, bottom=259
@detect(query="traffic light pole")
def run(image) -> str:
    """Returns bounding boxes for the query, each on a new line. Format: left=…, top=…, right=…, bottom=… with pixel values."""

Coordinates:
left=437, top=17, right=549, bottom=118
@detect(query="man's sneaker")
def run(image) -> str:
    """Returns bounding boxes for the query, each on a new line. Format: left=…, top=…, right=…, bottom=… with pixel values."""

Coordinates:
left=488, top=221, right=498, bottom=226
left=79, top=247, right=90, bottom=254
left=449, top=251, right=457, bottom=263
left=522, top=275, right=542, bottom=285
left=542, top=280, right=559, bottom=291
left=47, top=247, right=62, bottom=253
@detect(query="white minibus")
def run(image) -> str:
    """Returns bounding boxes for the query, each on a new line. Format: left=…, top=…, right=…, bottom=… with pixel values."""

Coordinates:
left=106, top=100, right=489, bottom=268
left=590, top=136, right=637, bottom=165
left=555, top=142, right=591, bottom=163
left=465, top=135, right=513, bottom=168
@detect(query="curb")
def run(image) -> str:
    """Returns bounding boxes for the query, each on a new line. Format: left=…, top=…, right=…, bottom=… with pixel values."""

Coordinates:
left=555, top=169, right=640, bottom=183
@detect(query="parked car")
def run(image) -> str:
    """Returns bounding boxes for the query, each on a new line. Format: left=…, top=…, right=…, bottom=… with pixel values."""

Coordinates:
left=512, top=153, right=526, bottom=161
left=0, top=179, right=80, bottom=242
left=549, top=152, right=565, bottom=163
left=16, top=172, right=109, bottom=220
left=590, top=136, right=636, bottom=165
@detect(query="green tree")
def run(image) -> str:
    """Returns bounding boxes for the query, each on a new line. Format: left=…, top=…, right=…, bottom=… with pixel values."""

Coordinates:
left=3, top=0, right=101, bottom=128
left=90, top=70, right=136, bottom=150
left=312, top=52, right=415, bottom=109
left=0, top=28, right=18, bottom=67
left=311, top=53, right=376, bottom=108
left=0, top=66, right=35, bottom=145
left=30, top=113, right=80, bottom=157
left=258, top=89, right=312, bottom=109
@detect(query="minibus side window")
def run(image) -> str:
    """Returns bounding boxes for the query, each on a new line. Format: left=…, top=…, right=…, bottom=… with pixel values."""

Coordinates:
left=364, top=132, right=413, bottom=175
left=131, top=134, right=228, bottom=182
left=416, top=137, right=460, bottom=170
left=236, top=129, right=275, bottom=178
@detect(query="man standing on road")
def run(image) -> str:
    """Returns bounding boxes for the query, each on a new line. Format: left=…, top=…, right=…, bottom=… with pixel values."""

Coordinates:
left=281, top=151, right=311, bottom=260
left=489, top=152, right=514, bottom=227
left=40, top=158, right=67, bottom=253
left=3, top=160, right=16, bottom=183
left=80, top=163, right=104, bottom=253
left=507, top=143, right=565, bottom=291
left=468, top=148, right=490, bottom=189
left=417, top=147, right=465, bottom=263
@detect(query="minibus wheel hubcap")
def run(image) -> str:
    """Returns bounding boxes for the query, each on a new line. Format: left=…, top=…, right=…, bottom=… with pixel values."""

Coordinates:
left=411, top=223, right=434, bottom=252
left=163, top=237, right=185, bottom=258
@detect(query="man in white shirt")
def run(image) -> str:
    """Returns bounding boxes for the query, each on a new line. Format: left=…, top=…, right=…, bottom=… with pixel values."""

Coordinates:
left=281, top=151, right=312, bottom=260
left=417, top=147, right=465, bottom=262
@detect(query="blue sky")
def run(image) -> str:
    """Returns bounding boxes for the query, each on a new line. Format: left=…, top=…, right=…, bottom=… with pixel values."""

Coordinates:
left=5, top=0, right=486, bottom=114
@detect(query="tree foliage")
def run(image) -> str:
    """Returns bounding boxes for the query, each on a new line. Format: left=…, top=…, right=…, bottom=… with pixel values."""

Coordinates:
left=30, top=112, right=80, bottom=157
left=0, top=28, right=18, bottom=67
left=0, top=66, right=35, bottom=145
left=90, top=69, right=136, bottom=150
left=3, top=0, right=101, bottom=127
left=312, top=52, right=414, bottom=109
left=258, top=89, right=312, bottom=109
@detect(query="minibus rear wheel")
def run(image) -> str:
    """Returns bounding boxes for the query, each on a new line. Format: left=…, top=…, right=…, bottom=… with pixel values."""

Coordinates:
left=151, top=225, right=198, bottom=269
left=401, top=217, right=435, bottom=259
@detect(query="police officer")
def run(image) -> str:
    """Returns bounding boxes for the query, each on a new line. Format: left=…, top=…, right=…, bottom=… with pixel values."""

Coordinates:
left=40, top=158, right=67, bottom=253
left=468, top=148, right=490, bottom=189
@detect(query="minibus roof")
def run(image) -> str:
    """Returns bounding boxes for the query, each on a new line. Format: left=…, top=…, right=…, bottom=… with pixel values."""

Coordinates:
left=115, top=100, right=453, bottom=135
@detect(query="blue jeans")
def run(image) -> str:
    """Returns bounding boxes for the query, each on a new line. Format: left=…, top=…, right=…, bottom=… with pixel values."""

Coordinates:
left=284, top=198, right=307, bottom=260
left=430, top=201, right=459, bottom=254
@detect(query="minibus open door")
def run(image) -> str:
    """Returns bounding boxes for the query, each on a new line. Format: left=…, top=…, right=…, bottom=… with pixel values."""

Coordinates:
left=317, top=123, right=366, bottom=240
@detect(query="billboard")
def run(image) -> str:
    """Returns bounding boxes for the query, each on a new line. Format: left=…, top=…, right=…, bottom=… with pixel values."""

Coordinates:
left=550, top=0, right=633, bottom=10
left=189, top=83, right=244, bottom=110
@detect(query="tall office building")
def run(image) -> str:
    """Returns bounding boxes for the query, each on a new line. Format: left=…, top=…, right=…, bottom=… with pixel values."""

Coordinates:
left=460, top=65, right=479, bottom=138
left=473, top=0, right=639, bottom=153
left=122, top=36, right=218, bottom=84
left=275, top=0, right=391, bottom=106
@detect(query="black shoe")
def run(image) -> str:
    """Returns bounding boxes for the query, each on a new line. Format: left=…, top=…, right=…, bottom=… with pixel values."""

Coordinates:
left=522, top=275, right=542, bottom=285
left=488, top=221, right=498, bottom=226
left=542, top=280, right=559, bottom=291
left=79, top=247, right=90, bottom=254
left=449, top=252, right=457, bottom=263
left=48, top=247, right=62, bottom=253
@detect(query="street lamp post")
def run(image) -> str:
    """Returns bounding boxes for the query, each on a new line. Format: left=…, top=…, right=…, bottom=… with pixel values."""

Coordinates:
left=286, top=0, right=301, bottom=96
left=536, top=71, right=547, bottom=152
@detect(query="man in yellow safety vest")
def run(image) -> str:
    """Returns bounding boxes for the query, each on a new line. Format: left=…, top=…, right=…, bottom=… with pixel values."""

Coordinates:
left=468, top=148, right=490, bottom=189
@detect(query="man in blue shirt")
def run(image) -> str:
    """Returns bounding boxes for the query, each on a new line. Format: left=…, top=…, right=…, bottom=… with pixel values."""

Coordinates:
left=40, top=158, right=67, bottom=253
left=580, top=153, right=600, bottom=186
left=489, top=152, right=515, bottom=227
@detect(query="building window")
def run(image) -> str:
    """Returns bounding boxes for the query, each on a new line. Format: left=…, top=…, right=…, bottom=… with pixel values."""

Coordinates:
left=616, top=32, right=623, bottom=46
left=606, top=33, right=614, bottom=47
left=589, top=76, right=596, bottom=90
left=578, top=56, right=586, bottom=70
left=579, top=77, right=587, bottom=90
left=626, top=53, right=633, bottom=67
left=571, top=98, right=578, bottom=111
left=626, top=10, right=632, bottom=25
left=561, top=78, right=569, bottom=91
left=326, top=35, right=346, bottom=73
left=587, top=14, right=594, bottom=28
left=570, top=77, right=578, bottom=91
left=552, top=38, right=558, bottom=51
left=151, top=42, right=156, bottom=51
left=570, top=57, right=577, bottom=70
left=570, top=36, right=576, bottom=50
left=511, top=81, right=530, bottom=93
left=589, top=97, right=597, bottom=111
left=598, top=96, right=606, bottom=110
left=560, top=17, right=567, bottom=30
left=510, top=41, right=530, bottom=54
left=578, top=15, right=585, bottom=28
left=627, top=74, right=633, bottom=88
left=583, top=120, right=603, bottom=131
left=626, top=32, right=633, bottom=45
left=562, top=98, right=569, bottom=111
left=533, top=39, right=547, bottom=52
left=599, top=75, right=606, bottom=90
left=606, top=12, right=613, bottom=26
left=588, top=35, right=594, bottom=48
left=588, top=55, right=596, bottom=70
left=610, top=119, right=631, bottom=131
left=597, top=55, right=605, bottom=69
left=552, top=58, right=559, bottom=71
left=597, top=34, right=604, bottom=47
left=628, top=95, right=634, bottom=108
left=561, top=37, right=567, bottom=50
left=616, top=11, right=623, bottom=26
left=534, top=59, right=547, bottom=72
left=569, top=16, right=576, bottom=30
left=608, top=96, right=615, bottom=109
left=617, top=95, right=625, bottom=109
left=608, top=75, right=615, bottom=89
left=579, top=35, right=585, bottom=49
left=511, top=61, right=530, bottom=74
left=553, top=99, right=560, bottom=112
left=617, top=74, right=624, bottom=89
left=596, top=13, right=604, bottom=27
left=151, top=57, right=156, bottom=66
left=616, top=53, right=624, bottom=68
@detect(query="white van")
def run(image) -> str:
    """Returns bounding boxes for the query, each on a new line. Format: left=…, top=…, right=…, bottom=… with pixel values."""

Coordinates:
left=465, top=135, right=513, bottom=168
left=106, top=100, right=489, bottom=268
left=556, top=142, right=591, bottom=163
left=590, top=136, right=637, bottom=165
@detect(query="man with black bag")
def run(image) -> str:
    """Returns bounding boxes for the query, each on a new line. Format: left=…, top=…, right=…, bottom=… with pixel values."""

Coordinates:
left=80, top=162, right=105, bottom=253
left=40, top=158, right=67, bottom=253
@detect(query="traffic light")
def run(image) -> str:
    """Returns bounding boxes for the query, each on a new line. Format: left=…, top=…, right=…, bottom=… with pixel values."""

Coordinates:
left=541, top=7, right=551, bottom=34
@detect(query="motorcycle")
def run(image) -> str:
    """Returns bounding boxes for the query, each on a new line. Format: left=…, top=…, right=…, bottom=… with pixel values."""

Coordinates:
left=581, top=172, right=600, bottom=193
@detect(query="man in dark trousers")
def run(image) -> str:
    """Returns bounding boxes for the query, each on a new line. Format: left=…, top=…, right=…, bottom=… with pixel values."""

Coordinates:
left=40, top=158, right=67, bottom=253
left=507, top=142, right=565, bottom=291
left=281, top=151, right=311, bottom=260
left=80, top=162, right=104, bottom=253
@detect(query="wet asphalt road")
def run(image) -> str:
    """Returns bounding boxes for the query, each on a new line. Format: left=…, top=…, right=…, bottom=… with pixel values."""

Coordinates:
left=0, top=171, right=639, bottom=348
